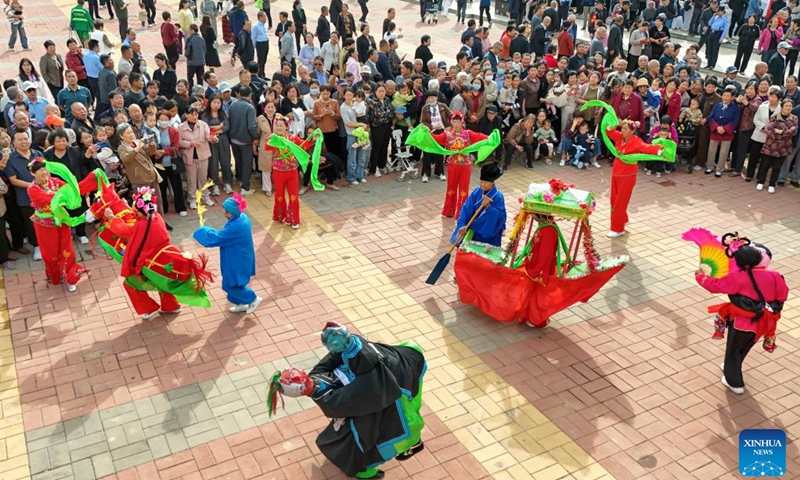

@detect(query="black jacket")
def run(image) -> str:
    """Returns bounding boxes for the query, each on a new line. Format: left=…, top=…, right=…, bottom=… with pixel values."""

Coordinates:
left=44, top=147, right=92, bottom=182
left=607, top=23, right=624, bottom=59
left=316, top=14, right=331, bottom=44
left=768, top=52, right=787, bottom=87
left=530, top=26, right=547, bottom=57
left=543, top=7, right=559, bottom=32
left=509, top=35, right=530, bottom=57
left=234, top=29, right=255, bottom=65
left=738, top=24, right=761, bottom=47
left=356, top=34, right=376, bottom=63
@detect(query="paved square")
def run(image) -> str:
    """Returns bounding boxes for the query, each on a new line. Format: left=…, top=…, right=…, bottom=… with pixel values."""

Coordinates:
left=1, top=0, right=799, bottom=479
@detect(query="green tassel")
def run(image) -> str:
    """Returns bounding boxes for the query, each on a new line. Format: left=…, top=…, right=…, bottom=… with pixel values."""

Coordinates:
left=266, top=371, right=283, bottom=418
left=164, top=263, right=174, bottom=274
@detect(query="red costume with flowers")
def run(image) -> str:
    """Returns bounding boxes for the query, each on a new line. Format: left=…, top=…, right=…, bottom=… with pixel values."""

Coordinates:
left=28, top=170, right=98, bottom=286
left=265, top=122, right=308, bottom=226
left=606, top=126, right=663, bottom=233
left=430, top=117, right=489, bottom=219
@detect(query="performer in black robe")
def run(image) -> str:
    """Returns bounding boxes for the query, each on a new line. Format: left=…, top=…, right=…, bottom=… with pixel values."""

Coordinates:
left=268, top=322, right=427, bottom=479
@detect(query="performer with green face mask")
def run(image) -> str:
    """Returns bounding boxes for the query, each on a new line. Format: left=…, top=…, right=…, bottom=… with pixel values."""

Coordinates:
left=267, top=322, right=427, bottom=479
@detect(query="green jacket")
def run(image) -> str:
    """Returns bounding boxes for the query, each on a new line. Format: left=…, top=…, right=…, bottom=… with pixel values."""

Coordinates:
left=69, top=5, right=94, bottom=33
left=111, top=0, right=128, bottom=19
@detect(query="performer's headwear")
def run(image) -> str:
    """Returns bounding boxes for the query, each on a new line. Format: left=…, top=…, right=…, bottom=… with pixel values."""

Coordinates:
left=753, top=242, right=772, bottom=268
left=721, top=232, right=751, bottom=258
left=132, top=186, right=158, bottom=214
left=222, top=192, right=247, bottom=217
left=620, top=119, right=640, bottom=130
left=480, top=162, right=503, bottom=182
left=321, top=322, right=351, bottom=353
left=27, top=157, right=45, bottom=171
left=451, top=111, right=465, bottom=122
left=273, top=114, right=290, bottom=126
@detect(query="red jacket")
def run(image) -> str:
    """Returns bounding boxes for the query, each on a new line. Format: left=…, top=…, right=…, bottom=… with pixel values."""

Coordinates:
left=110, top=212, right=171, bottom=278
left=557, top=31, right=574, bottom=58
left=161, top=22, right=179, bottom=47
left=607, top=127, right=663, bottom=175
left=66, top=51, right=87, bottom=80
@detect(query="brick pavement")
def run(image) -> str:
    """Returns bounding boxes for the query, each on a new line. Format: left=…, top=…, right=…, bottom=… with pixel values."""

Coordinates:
left=1, top=0, right=800, bottom=479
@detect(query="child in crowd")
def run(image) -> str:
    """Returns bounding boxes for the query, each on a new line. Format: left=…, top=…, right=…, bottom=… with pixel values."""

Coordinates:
left=534, top=118, right=558, bottom=164
left=571, top=121, right=597, bottom=169
left=646, top=115, right=679, bottom=177
left=559, top=117, right=584, bottom=166
left=391, top=82, right=415, bottom=126
left=679, top=97, right=703, bottom=127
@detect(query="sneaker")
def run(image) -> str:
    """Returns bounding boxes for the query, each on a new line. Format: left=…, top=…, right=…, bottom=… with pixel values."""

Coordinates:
left=67, top=284, right=77, bottom=292
left=756, top=183, right=764, bottom=191
left=422, top=175, right=429, bottom=183
left=179, top=211, right=187, bottom=217
left=223, top=183, right=233, bottom=194
left=645, top=170, right=651, bottom=175
left=655, top=172, right=661, bottom=178
left=329, top=184, right=340, bottom=191
left=162, top=307, right=181, bottom=314
left=559, top=159, right=566, bottom=167
left=189, top=201, right=197, bottom=210
left=203, top=199, right=215, bottom=207
left=592, top=161, right=601, bottom=168
left=439, top=174, right=446, bottom=181
left=792, top=181, right=800, bottom=188
left=606, top=231, right=625, bottom=238
left=720, top=363, right=725, bottom=372
left=33, top=247, right=42, bottom=261
left=240, top=189, right=256, bottom=196
left=0, top=261, right=15, bottom=270
left=166, top=223, right=174, bottom=231
left=351, top=181, right=359, bottom=185
left=714, top=172, right=722, bottom=178
left=375, top=170, right=382, bottom=178
left=291, top=224, right=300, bottom=229
left=211, top=186, right=220, bottom=196
left=265, top=190, right=273, bottom=197
left=245, top=296, right=263, bottom=314
left=694, top=165, right=702, bottom=171
left=298, top=187, right=308, bottom=196
left=704, top=168, right=713, bottom=175
left=768, top=186, right=775, bottom=194
left=721, top=374, right=744, bottom=395
left=229, top=304, right=249, bottom=313
left=142, top=309, right=160, bottom=320
left=79, top=236, right=90, bottom=245
left=360, top=178, right=367, bottom=183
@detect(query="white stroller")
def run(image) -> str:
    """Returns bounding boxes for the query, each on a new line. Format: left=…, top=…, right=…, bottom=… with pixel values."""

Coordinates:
left=389, top=129, right=419, bottom=181
left=424, top=0, right=439, bottom=24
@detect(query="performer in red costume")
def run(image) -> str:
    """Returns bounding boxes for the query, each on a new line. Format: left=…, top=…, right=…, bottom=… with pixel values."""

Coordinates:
left=524, top=214, right=559, bottom=285
left=105, top=187, right=208, bottom=320
left=264, top=114, right=311, bottom=229
left=28, top=160, right=97, bottom=292
left=605, top=120, right=663, bottom=238
left=430, top=111, right=489, bottom=219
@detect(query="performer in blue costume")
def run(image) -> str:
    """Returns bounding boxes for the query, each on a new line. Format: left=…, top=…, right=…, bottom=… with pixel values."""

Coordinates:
left=192, top=193, right=262, bottom=314
left=451, top=162, right=507, bottom=246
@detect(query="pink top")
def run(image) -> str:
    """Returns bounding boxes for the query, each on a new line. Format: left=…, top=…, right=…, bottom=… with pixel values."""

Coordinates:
left=696, top=268, right=789, bottom=331
left=758, top=27, right=784, bottom=52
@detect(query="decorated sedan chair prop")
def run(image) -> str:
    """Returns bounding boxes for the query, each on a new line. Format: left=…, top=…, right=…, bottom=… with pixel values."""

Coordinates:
left=455, top=179, right=629, bottom=327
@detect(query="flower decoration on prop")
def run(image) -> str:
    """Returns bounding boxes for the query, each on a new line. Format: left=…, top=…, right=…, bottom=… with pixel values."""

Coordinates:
left=266, top=368, right=314, bottom=417
left=132, top=186, right=158, bottom=214
left=542, top=192, right=555, bottom=203
left=721, top=232, right=751, bottom=258
left=581, top=100, right=677, bottom=165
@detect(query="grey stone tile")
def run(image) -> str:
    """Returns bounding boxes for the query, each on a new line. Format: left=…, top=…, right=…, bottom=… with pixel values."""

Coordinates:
left=91, top=452, right=115, bottom=479
left=185, top=428, right=224, bottom=448
left=232, top=409, right=257, bottom=432
left=150, top=393, right=172, bottom=414
left=217, top=413, right=239, bottom=437
left=27, top=424, right=65, bottom=442
left=47, top=443, right=72, bottom=469
left=99, top=403, right=136, bottom=421
left=82, top=413, right=103, bottom=436
left=100, top=410, right=139, bottom=429
left=71, top=458, right=95, bottom=480
left=133, top=397, right=156, bottom=418
left=29, top=448, right=50, bottom=474
left=32, top=465, right=73, bottom=480
left=181, top=418, right=218, bottom=438
left=165, top=430, right=189, bottom=454
left=71, top=442, right=109, bottom=462
left=143, top=419, right=181, bottom=438
left=122, top=421, right=146, bottom=444
left=140, top=411, right=175, bottom=430
left=67, top=432, right=106, bottom=451
left=28, top=432, right=67, bottom=452
left=238, top=386, right=263, bottom=407
left=110, top=441, right=150, bottom=462
left=210, top=399, right=247, bottom=417
left=169, top=391, right=206, bottom=409
left=165, top=384, right=201, bottom=400
left=113, top=450, right=154, bottom=472
left=231, top=374, right=266, bottom=390
left=147, top=434, right=171, bottom=461
left=104, top=425, right=127, bottom=450
left=62, top=418, right=85, bottom=441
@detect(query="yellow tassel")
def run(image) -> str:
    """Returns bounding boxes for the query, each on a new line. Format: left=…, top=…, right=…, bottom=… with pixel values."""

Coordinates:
left=508, top=212, right=527, bottom=240
left=196, top=180, right=216, bottom=227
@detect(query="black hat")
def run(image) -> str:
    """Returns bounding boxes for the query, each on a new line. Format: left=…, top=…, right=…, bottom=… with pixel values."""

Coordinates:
left=486, top=105, right=498, bottom=114
left=480, top=162, right=503, bottom=182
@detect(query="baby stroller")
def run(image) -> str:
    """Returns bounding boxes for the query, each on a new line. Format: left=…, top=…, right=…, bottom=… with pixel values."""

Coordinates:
left=676, top=119, right=697, bottom=172
left=424, top=0, right=439, bottom=24
left=389, top=129, right=419, bottom=181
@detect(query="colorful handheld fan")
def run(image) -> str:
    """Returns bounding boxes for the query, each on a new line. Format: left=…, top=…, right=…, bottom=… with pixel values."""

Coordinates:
left=681, top=227, right=733, bottom=278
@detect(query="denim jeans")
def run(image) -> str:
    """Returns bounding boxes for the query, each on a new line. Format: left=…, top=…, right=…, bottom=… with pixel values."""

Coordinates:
left=9, top=22, right=28, bottom=49
left=346, top=134, right=369, bottom=182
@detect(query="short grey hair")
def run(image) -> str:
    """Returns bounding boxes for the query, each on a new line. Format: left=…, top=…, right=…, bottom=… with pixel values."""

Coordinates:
left=427, top=79, right=440, bottom=91
left=116, top=123, right=131, bottom=136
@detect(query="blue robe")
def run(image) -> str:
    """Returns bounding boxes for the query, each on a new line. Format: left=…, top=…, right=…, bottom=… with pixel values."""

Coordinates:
left=193, top=214, right=257, bottom=305
left=450, top=185, right=506, bottom=247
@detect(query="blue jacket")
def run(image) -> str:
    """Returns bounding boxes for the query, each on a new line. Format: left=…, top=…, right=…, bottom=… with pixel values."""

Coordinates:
left=229, top=8, right=249, bottom=38
left=451, top=186, right=506, bottom=247
left=193, top=214, right=255, bottom=291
